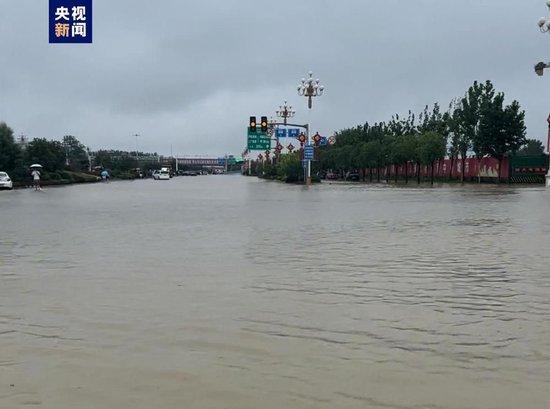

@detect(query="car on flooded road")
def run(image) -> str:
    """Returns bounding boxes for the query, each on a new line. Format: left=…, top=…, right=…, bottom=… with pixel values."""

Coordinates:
left=0, top=172, right=13, bottom=190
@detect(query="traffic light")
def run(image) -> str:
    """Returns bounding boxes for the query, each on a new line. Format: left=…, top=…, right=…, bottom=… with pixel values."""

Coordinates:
left=261, top=116, right=268, bottom=133
left=250, top=116, right=257, bottom=132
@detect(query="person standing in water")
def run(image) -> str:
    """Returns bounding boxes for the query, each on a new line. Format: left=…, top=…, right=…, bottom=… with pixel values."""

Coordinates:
left=31, top=169, right=41, bottom=190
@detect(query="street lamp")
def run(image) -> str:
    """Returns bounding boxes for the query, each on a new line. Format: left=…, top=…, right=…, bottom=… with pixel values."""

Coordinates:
left=535, top=61, right=550, bottom=76
left=297, top=71, right=324, bottom=109
left=268, top=117, right=276, bottom=136
left=276, top=100, right=296, bottom=125
left=536, top=2, right=550, bottom=187
left=538, top=1, right=550, bottom=32
left=297, top=71, right=324, bottom=185
left=536, top=2, right=550, bottom=75
left=133, top=133, right=140, bottom=159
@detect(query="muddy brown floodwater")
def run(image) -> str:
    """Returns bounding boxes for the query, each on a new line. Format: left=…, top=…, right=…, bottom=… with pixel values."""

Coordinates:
left=1, top=175, right=549, bottom=408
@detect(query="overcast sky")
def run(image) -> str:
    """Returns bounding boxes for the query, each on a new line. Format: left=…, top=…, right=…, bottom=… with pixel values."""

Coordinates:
left=1, top=0, right=549, bottom=156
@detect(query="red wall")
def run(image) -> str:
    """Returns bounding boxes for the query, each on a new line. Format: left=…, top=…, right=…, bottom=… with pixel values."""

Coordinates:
left=383, top=157, right=510, bottom=179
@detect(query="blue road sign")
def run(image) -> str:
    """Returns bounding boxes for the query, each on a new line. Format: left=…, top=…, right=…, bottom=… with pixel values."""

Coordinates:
left=275, top=128, right=287, bottom=138
left=288, top=128, right=300, bottom=138
left=304, top=145, right=314, bottom=160
left=320, top=136, right=328, bottom=146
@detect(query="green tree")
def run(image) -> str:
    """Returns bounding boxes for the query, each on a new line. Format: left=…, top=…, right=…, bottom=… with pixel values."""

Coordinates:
left=93, top=150, right=139, bottom=176
left=446, top=99, right=462, bottom=180
left=26, top=138, right=66, bottom=172
left=475, top=94, right=526, bottom=181
left=355, top=143, right=370, bottom=181
left=335, top=145, right=354, bottom=172
left=94, top=150, right=115, bottom=169
left=455, top=81, right=487, bottom=182
left=396, top=134, right=418, bottom=184
left=0, top=122, right=22, bottom=174
left=277, top=152, right=303, bottom=183
left=389, top=135, right=407, bottom=183
left=365, top=139, right=384, bottom=182
left=62, top=135, right=89, bottom=172
left=417, top=103, right=450, bottom=137
left=517, top=139, right=545, bottom=156
left=417, top=131, right=447, bottom=186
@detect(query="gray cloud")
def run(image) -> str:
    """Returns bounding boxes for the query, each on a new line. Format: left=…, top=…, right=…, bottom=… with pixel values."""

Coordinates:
left=1, top=0, right=549, bottom=155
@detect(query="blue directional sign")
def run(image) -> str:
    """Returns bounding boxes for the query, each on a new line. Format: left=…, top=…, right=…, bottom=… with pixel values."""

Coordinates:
left=304, top=145, right=314, bottom=160
left=275, top=128, right=287, bottom=138
left=320, top=136, right=328, bottom=146
left=288, top=128, right=300, bottom=138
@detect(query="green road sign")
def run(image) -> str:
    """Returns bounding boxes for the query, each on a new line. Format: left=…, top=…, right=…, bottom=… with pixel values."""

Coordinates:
left=247, top=128, right=271, bottom=150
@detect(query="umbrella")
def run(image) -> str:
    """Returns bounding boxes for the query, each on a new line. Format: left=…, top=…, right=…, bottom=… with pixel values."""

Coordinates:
left=101, top=170, right=109, bottom=177
left=30, top=164, right=43, bottom=169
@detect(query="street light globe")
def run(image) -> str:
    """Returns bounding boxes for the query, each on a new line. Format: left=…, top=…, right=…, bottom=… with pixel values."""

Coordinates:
left=539, top=17, right=547, bottom=28
left=546, top=0, right=550, bottom=9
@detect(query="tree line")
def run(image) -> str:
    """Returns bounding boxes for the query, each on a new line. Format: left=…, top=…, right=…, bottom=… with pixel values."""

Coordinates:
left=0, top=121, right=162, bottom=182
left=0, top=122, right=92, bottom=181
left=319, top=80, right=536, bottom=184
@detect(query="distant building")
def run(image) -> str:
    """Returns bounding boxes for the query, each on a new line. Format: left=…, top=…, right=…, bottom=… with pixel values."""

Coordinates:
left=176, top=157, right=221, bottom=167
left=16, top=134, right=29, bottom=150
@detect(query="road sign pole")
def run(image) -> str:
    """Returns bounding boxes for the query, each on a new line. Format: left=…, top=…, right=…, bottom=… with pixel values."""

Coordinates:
left=306, top=116, right=311, bottom=186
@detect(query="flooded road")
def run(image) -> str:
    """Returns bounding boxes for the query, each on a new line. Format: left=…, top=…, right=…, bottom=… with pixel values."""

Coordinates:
left=1, top=176, right=549, bottom=409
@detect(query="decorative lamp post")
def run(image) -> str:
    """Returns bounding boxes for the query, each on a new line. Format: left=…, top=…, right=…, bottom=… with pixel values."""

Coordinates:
left=269, top=117, right=279, bottom=164
left=536, top=2, right=550, bottom=76
left=536, top=2, right=550, bottom=186
left=546, top=115, right=550, bottom=187
left=298, top=72, right=324, bottom=109
left=268, top=117, right=276, bottom=136
left=537, top=1, right=550, bottom=33
left=297, top=71, right=324, bottom=185
left=276, top=100, right=296, bottom=125
left=133, top=133, right=140, bottom=159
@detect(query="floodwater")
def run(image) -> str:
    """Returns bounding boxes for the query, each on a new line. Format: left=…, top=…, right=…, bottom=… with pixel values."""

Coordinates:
left=0, top=176, right=549, bottom=409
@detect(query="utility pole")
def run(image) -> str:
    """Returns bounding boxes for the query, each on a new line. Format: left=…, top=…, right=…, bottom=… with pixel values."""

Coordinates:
left=133, top=133, right=140, bottom=160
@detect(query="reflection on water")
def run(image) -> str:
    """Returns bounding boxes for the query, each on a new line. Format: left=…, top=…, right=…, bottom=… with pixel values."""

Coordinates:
left=0, top=177, right=549, bottom=409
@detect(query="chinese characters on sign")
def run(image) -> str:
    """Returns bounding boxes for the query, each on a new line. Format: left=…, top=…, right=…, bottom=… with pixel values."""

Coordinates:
left=49, top=0, right=92, bottom=43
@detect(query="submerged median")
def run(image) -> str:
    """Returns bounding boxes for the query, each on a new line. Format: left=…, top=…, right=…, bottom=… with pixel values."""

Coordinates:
left=13, top=170, right=100, bottom=188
